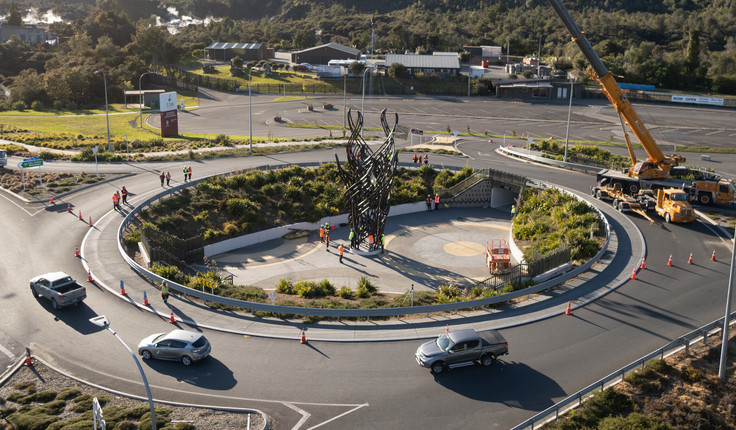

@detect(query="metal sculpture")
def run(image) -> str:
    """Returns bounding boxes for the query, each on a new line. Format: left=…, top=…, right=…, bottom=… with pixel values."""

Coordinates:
left=335, top=109, right=398, bottom=251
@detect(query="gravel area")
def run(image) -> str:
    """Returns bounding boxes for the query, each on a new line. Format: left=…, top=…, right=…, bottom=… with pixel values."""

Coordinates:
left=0, top=360, right=267, bottom=429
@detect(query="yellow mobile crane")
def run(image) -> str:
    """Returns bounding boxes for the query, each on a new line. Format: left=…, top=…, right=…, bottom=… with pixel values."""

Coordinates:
left=547, top=0, right=734, bottom=206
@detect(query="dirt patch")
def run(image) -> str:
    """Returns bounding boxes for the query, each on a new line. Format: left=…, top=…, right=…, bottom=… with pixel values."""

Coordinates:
left=0, top=170, right=120, bottom=201
left=0, top=360, right=267, bottom=429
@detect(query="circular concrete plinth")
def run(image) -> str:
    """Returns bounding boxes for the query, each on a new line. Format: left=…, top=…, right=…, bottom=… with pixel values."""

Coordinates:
left=443, top=241, right=486, bottom=257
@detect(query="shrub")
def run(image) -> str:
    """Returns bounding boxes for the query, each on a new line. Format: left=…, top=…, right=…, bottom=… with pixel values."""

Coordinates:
left=30, top=100, right=44, bottom=111
left=681, top=365, right=703, bottom=383
left=295, top=280, right=334, bottom=298
left=56, top=387, right=82, bottom=400
left=12, top=101, right=26, bottom=111
left=337, top=286, right=354, bottom=299
left=276, top=279, right=295, bottom=294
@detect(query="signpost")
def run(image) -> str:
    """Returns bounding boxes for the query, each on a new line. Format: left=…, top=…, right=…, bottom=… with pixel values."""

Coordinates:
left=92, top=146, right=99, bottom=176
left=18, top=158, right=44, bottom=190
left=268, top=291, right=276, bottom=305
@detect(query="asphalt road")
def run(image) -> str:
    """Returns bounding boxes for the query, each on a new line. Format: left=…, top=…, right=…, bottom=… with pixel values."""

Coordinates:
left=0, top=94, right=734, bottom=429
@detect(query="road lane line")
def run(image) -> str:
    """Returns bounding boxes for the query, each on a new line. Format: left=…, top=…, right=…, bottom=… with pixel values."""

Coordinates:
left=0, top=343, right=14, bottom=359
left=284, top=402, right=311, bottom=430
left=307, top=403, right=369, bottom=430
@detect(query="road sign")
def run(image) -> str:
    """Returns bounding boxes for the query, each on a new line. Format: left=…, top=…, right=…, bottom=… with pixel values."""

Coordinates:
left=19, top=159, right=43, bottom=168
left=268, top=291, right=277, bottom=305
left=410, top=128, right=423, bottom=135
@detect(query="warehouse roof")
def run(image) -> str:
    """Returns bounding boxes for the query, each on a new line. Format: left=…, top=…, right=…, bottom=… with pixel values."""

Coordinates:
left=292, top=43, right=360, bottom=56
left=385, top=54, right=460, bottom=69
left=206, top=42, right=263, bottom=50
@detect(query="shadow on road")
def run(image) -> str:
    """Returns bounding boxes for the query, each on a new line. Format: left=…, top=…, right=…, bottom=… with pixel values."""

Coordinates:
left=432, top=360, right=564, bottom=410
left=39, top=301, right=106, bottom=335
left=143, top=356, right=237, bottom=390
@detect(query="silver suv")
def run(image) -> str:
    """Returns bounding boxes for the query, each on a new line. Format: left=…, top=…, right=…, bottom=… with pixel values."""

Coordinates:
left=138, top=329, right=211, bottom=366
left=415, top=329, right=508, bottom=374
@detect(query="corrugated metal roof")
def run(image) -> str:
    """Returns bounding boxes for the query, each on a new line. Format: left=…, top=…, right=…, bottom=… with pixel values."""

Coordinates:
left=385, top=54, right=460, bottom=69
left=205, top=42, right=263, bottom=50
left=292, top=43, right=360, bottom=56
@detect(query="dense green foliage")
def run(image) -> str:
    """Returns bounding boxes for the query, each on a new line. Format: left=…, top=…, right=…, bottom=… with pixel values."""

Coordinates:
left=138, top=163, right=469, bottom=242
left=513, top=186, right=602, bottom=261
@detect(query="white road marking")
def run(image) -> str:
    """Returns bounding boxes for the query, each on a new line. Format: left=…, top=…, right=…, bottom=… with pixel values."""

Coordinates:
left=307, top=403, right=369, bottom=430
left=284, top=402, right=311, bottom=430
left=0, top=342, right=14, bottom=359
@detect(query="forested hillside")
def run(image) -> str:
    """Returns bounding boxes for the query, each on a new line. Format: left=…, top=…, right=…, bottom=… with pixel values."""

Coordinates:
left=1, top=0, right=735, bottom=110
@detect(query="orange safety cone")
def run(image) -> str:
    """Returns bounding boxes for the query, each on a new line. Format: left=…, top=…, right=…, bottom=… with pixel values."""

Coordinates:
left=87, top=270, right=93, bottom=282
left=79, top=210, right=83, bottom=220
left=565, top=300, right=572, bottom=315
left=688, top=252, right=693, bottom=264
left=143, top=291, right=149, bottom=305
left=630, top=266, right=637, bottom=279
left=49, top=196, right=54, bottom=204
left=712, top=249, right=717, bottom=261
left=24, top=348, right=32, bottom=367
left=169, top=307, right=176, bottom=323
left=300, top=328, right=307, bottom=344
left=89, top=216, right=93, bottom=227
left=67, top=203, right=72, bottom=213
left=667, top=254, right=673, bottom=266
left=640, top=257, right=646, bottom=270
left=75, top=246, right=80, bottom=257
left=445, top=324, right=449, bottom=334
left=120, top=280, right=126, bottom=295
left=489, top=139, right=493, bottom=143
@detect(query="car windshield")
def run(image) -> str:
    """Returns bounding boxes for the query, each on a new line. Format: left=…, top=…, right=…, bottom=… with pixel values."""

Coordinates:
left=670, top=193, right=687, bottom=201
left=153, top=334, right=166, bottom=343
left=436, top=334, right=451, bottom=351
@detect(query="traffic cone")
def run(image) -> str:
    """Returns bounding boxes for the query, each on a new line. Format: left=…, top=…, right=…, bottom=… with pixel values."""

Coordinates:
left=640, top=257, right=646, bottom=270
left=75, top=246, right=80, bottom=257
left=67, top=203, right=72, bottom=213
left=87, top=270, right=93, bottom=282
left=120, top=280, right=126, bottom=295
left=169, top=308, right=175, bottom=323
left=24, top=348, right=32, bottom=367
left=300, top=328, right=307, bottom=344
left=565, top=300, right=572, bottom=315
left=89, top=216, right=93, bottom=227
left=445, top=324, right=449, bottom=333
left=79, top=210, right=83, bottom=220
left=630, top=266, right=637, bottom=279
left=667, top=254, right=673, bottom=266
left=712, top=250, right=716, bottom=261
left=688, top=252, right=693, bottom=264
left=49, top=196, right=54, bottom=204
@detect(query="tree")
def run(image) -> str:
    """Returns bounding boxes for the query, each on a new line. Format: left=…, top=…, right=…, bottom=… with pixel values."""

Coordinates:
left=9, top=69, right=48, bottom=106
left=6, top=1, right=22, bottom=26
left=348, top=61, right=365, bottom=75
left=231, top=56, right=244, bottom=68
left=686, top=29, right=701, bottom=75
left=388, top=63, right=406, bottom=79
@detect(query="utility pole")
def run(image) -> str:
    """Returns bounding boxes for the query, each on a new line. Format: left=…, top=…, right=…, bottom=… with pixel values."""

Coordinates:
left=537, top=35, right=542, bottom=77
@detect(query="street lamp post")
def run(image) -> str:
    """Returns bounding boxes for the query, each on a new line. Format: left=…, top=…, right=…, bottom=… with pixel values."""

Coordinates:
left=343, top=73, right=347, bottom=130
left=719, top=227, right=736, bottom=381
left=138, top=72, right=155, bottom=129
left=89, top=316, right=156, bottom=429
left=249, top=67, right=253, bottom=152
left=563, top=79, right=573, bottom=163
left=94, top=71, right=111, bottom=152
left=361, top=68, right=370, bottom=138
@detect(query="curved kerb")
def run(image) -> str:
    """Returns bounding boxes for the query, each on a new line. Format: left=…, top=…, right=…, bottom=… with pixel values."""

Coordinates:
left=117, top=166, right=611, bottom=318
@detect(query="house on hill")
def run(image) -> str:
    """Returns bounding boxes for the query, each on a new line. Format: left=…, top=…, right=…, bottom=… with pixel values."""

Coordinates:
left=0, top=24, right=52, bottom=44
left=384, top=54, right=460, bottom=79
left=291, top=43, right=360, bottom=65
left=205, top=42, right=267, bottom=62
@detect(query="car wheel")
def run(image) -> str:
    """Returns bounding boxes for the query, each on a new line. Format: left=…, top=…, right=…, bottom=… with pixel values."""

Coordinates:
left=699, top=193, right=711, bottom=205
left=665, top=213, right=671, bottom=223
left=181, top=356, right=193, bottom=366
left=480, top=354, right=496, bottom=367
left=431, top=361, right=444, bottom=374
left=51, top=299, right=59, bottom=310
left=141, top=350, right=152, bottom=360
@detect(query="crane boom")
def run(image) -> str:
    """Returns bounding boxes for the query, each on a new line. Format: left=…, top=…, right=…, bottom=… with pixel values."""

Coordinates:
left=546, top=0, right=684, bottom=179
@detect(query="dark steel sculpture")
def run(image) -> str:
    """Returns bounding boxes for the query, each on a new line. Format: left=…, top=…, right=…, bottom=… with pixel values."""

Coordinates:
left=335, top=109, right=398, bottom=251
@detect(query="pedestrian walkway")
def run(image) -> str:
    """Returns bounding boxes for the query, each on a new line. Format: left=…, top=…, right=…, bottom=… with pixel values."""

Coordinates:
left=81, top=193, right=643, bottom=341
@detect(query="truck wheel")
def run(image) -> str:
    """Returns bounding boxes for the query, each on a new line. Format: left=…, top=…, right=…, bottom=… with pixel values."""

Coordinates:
left=665, top=213, right=671, bottom=223
left=480, top=354, right=497, bottom=367
left=595, top=190, right=602, bottom=200
left=51, top=299, right=59, bottom=310
left=30, top=285, right=38, bottom=297
left=629, top=183, right=639, bottom=193
left=617, top=201, right=625, bottom=212
left=431, top=361, right=445, bottom=374
left=612, top=199, right=619, bottom=209
left=699, top=193, right=711, bottom=205
left=142, top=350, right=152, bottom=360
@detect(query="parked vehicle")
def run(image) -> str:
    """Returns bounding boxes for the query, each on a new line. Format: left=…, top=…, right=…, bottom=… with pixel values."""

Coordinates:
left=0, top=149, right=7, bottom=168
left=415, top=329, right=508, bottom=374
left=297, top=63, right=313, bottom=72
left=591, top=181, right=695, bottom=223
left=30, top=272, right=87, bottom=309
left=138, top=329, right=211, bottom=366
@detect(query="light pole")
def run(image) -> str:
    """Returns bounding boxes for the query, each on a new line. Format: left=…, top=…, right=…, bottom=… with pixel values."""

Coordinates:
left=719, top=227, right=736, bottom=381
left=94, top=71, right=111, bottom=152
left=343, top=72, right=347, bottom=130
left=248, top=67, right=253, bottom=152
left=361, top=68, right=370, bottom=138
left=138, top=72, right=155, bottom=129
left=563, top=79, right=573, bottom=163
left=89, top=316, right=156, bottom=429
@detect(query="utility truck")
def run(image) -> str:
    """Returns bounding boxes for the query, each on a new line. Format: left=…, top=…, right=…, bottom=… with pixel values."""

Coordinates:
left=547, top=0, right=734, bottom=207
left=591, top=181, right=695, bottom=223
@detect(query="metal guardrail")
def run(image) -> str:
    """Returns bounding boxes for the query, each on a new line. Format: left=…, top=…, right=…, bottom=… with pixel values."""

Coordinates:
left=512, top=314, right=736, bottom=430
left=499, top=145, right=602, bottom=174
left=117, top=165, right=610, bottom=318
